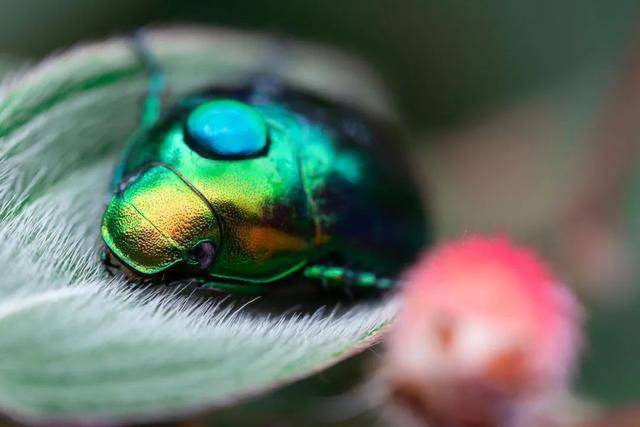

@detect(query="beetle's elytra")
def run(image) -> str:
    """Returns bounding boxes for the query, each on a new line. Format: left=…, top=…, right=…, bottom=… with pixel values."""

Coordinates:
left=100, top=32, right=430, bottom=293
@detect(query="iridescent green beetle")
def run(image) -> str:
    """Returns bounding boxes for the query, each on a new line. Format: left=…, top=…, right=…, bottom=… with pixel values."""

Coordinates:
left=101, top=33, right=429, bottom=293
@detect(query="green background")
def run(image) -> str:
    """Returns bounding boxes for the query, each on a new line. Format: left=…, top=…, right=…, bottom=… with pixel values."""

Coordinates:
left=0, top=0, right=637, bottom=128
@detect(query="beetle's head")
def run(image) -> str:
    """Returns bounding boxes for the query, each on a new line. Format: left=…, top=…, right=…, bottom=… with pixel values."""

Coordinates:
left=100, top=163, right=221, bottom=279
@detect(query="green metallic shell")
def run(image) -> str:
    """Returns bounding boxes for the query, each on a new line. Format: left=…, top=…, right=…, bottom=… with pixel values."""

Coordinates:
left=101, top=85, right=428, bottom=287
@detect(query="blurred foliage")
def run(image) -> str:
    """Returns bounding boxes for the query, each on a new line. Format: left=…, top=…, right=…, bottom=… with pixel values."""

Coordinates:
left=580, top=296, right=640, bottom=404
left=0, top=0, right=637, bottom=128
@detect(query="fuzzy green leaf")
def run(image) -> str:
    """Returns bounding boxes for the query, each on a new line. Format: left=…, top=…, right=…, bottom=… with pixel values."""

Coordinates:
left=0, top=26, right=397, bottom=425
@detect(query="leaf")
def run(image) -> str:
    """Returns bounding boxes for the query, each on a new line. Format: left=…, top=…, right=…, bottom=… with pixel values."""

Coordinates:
left=0, top=26, right=398, bottom=425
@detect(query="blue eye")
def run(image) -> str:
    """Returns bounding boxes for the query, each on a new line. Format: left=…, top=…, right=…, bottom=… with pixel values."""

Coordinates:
left=185, top=99, right=268, bottom=158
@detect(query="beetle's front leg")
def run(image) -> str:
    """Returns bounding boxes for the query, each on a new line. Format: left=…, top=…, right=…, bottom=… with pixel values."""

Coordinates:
left=131, top=29, right=167, bottom=128
left=100, top=246, right=118, bottom=277
left=303, top=265, right=395, bottom=293
left=192, top=279, right=269, bottom=295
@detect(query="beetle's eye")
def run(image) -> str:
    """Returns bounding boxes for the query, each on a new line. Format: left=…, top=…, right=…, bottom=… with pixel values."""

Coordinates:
left=186, top=241, right=217, bottom=272
left=185, top=99, right=268, bottom=159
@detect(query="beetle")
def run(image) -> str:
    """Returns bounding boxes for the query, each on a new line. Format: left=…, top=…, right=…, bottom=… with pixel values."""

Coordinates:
left=100, top=32, right=430, bottom=294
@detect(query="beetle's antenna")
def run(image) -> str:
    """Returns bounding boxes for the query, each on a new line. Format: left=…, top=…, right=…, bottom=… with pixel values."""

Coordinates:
left=132, top=29, right=166, bottom=128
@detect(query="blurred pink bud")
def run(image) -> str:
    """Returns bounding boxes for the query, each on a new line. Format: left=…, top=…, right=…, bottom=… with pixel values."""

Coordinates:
left=383, top=235, right=583, bottom=427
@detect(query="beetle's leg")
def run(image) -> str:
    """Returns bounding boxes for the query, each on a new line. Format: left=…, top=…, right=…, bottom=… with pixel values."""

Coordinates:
left=192, top=279, right=268, bottom=295
left=303, top=265, right=395, bottom=292
left=131, top=29, right=166, bottom=128
left=100, top=247, right=117, bottom=276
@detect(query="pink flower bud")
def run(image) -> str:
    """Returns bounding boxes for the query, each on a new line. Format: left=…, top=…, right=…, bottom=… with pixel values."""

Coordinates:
left=383, top=235, right=583, bottom=427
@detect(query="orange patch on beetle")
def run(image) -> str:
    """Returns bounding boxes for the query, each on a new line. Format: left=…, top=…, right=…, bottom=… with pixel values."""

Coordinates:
left=243, top=226, right=309, bottom=260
